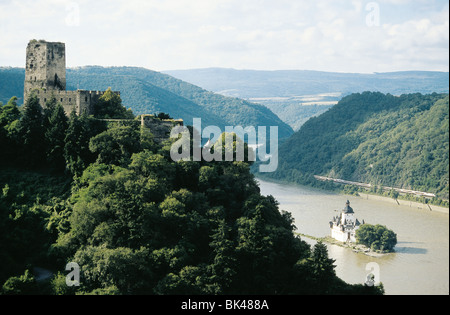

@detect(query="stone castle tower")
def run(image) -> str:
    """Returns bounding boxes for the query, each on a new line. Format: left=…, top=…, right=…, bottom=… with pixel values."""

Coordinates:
left=24, top=39, right=119, bottom=116
left=24, top=40, right=66, bottom=101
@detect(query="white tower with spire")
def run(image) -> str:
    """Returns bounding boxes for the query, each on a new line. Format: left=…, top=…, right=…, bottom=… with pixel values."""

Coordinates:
left=329, top=200, right=363, bottom=243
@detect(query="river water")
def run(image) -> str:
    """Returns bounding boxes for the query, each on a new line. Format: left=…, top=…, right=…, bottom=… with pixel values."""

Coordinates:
left=257, top=179, right=449, bottom=295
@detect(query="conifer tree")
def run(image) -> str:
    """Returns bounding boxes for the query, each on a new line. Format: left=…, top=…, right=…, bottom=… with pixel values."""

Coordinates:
left=18, top=94, right=45, bottom=167
left=64, top=112, right=87, bottom=176
left=309, top=241, right=336, bottom=293
left=209, top=219, right=236, bottom=294
left=0, top=97, right=22, bottom=163
left=42, top=96, right=58, bottom=131
left=45, top=104, right=68, bottom=171
left=64, top=112, right=106, bottom=176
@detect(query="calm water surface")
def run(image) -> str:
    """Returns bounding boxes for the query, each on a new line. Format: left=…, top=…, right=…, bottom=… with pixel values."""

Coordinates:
left=257, top=179, right=449, bottom=295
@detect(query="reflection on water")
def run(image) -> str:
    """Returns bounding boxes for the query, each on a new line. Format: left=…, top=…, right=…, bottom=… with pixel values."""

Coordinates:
left=257, top=178, right=449, bottom=295
left=395, top=243, right=428, bottom=255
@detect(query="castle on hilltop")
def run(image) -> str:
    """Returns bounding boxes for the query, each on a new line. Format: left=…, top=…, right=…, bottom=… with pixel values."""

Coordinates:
left=24, top=39, right=183, bottom=144
left=329, top=200, right=364, bottom=243
left=24, top=39, right=119, bottom=116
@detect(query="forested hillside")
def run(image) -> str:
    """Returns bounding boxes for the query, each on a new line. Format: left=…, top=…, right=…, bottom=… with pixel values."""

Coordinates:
left=262, top=92, right=449, bottom=201
left=0, top=68, right=24, bottom=104
left=0, top=67, right=293, bottom=139
left=0, top=93, right=381, bottom=295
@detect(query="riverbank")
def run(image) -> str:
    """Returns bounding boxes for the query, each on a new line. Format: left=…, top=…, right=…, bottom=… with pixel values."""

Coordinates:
left=298, top=233, right=392, bottom=258
left=313, top=175, right=449, bottom=213
left=357, top=193, right=449, bottom=214
left=254, top=175, right=449, bottom=215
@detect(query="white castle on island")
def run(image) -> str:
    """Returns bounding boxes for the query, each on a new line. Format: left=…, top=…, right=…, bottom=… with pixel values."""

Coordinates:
left=329, top=200, right=364, bottom=243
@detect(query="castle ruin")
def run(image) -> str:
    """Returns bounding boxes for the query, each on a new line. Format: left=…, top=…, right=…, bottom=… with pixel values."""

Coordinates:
left=24, top=39, right=183, bottom=144
left=24, top=39, right=119, bottom=115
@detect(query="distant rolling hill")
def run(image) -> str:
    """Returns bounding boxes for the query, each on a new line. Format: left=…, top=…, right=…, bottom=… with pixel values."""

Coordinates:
left=164, top=68, right=449, bottom=130
left=0, top=66, right=294, bottom=139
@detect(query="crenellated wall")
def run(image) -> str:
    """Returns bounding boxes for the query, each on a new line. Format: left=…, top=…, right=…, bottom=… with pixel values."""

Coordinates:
left=30, top=89, right=120, bottom=116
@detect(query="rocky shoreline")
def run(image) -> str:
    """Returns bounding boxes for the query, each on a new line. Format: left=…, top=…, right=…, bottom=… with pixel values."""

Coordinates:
left=298, top=234, right=393, bottom=257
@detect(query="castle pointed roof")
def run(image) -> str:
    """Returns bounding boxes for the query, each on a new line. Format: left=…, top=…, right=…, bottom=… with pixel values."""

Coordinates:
left=342, top=200, right=354, bottom=214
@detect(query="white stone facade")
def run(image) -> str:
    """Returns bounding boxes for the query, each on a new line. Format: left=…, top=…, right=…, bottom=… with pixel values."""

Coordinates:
left=329, top=201, right=363, bottom=243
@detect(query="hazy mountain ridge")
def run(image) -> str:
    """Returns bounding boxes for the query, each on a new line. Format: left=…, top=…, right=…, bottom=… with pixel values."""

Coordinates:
left=163, top=68, right=450, bottom=98
left=164, top=68, right=449, bottom=131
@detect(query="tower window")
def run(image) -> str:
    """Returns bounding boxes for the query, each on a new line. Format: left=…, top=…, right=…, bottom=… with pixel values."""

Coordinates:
left=61, top=98, right=63, bottom=102
left=69, top=98, right=71, bottom=102
left=85, top=97, right=88, bottom=102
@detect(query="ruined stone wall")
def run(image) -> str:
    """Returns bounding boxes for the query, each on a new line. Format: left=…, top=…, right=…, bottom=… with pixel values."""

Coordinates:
left=31, top=89, right=120, bottom=116
left=33, top=90, right=79, bottom=115
left=24, top=40, right=66, bottom=102
left=141, top=115, right=183, bottom=144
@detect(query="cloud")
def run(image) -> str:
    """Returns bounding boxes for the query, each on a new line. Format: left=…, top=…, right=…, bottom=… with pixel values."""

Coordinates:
left=0, top=0, right=448, bottom=72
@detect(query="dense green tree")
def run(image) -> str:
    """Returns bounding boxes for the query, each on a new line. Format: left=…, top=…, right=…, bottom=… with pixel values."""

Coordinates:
left=129, top=151, right=176, bottom=192
left=233, top=207, right=274, bottom=294
left=93, top=88, right=134, bottom=119
left=0, top=96, right=21, bottom=128
left=89, top=125, right=142, bottom=167
left=1, top=270, right=38, bottom=295
left=0, top=199, right=58, bottom=280
left=50, top=272, right=78, bottom=295
left=0, top=97, right=22, bottom=162
left=308, top=241, right=337, bottom=293
left=0, top=200, right=14, bottom=282
left=45, top=104, right=68, bottom=171
left=42, top=96, right=58, bottom=129
left=211, top=132, right=255, bottom=163
left=64, top=112, right=106, bottom=177
left=356, top=224, right=397, bottom=252
left=174, top=160, right=200, bottom=191
left=72, top=246, right=152, bottom=294
left=208, top=219, right=236, bottom=294
left=64, top=112, right=85, bottom=176
left=17, top=94, right=45, bottom=167
left=155, top=112, right=172, bottom=120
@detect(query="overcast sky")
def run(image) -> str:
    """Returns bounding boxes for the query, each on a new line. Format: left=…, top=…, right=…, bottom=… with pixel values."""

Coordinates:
left=0, top=0, right=448, bottom=73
